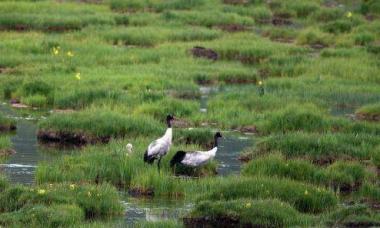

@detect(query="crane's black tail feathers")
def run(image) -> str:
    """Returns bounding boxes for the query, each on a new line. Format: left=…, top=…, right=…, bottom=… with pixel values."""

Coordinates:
left=144, top=150, right=155, bottom=164
left=170, top=151, right=187, bottom=167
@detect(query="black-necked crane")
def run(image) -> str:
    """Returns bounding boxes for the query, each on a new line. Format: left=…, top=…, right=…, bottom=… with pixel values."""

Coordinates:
left=170, top=132, right=222, bottom=168
left=144, top=114, right=174, bottom=170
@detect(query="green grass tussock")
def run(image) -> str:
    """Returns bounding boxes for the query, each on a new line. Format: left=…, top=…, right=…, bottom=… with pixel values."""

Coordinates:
left=38, top=110, right=162, bottom=139
left=242, top=153, right=373, bottom=192
left=188, top=199, right=313, bottom=227
left=257, top=103, right=327, bottom=134
left=355, top=103, right=380, bottom=121
left=0, top=2, right=115, bottom=31
left=253, top=132, right=379, bottom=163
left=0, top=204, right=84, bottom=228
left=0, top=113, right=16, bottom=132
left=198, top=176, right=338, bottom=213
left=0, top=182, right=123, bottom=219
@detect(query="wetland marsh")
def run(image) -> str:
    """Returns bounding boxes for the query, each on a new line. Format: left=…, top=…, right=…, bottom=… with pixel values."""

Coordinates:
left=0, top=0, right=380, bottom=227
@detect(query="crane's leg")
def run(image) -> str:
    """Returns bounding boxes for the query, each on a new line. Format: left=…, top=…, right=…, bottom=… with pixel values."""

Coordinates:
left=157, top=157, right=162, bottom=171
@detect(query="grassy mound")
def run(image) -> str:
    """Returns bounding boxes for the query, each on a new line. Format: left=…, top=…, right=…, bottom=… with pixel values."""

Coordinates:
left=0, top=182, right=123, bottom=219
left=242, top=154, right=374, bottom=193
left=0, top=2, right=115, bottom=31
left=0, top=113, right=16, bottom=132
left=186, top=199, right=313, bottom=227
left=355, top=103, right=380, bottom=121
left=0, top=136, right=14, bottom=162
left=198, top=176, right=338, bottom=213
left=250, top=132, right=379, bottom=163
left=37, top=110, right=162, bottom=145
left=0, top=204, right=84, bottom=228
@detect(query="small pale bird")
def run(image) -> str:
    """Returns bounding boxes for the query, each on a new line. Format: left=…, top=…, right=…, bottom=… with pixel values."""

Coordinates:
left=126, top=143, right=133, bottom=155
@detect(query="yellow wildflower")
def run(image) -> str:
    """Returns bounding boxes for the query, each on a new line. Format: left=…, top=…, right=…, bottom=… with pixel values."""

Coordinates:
left=52, top=47, right=59, bottom=55
left=38, top=189, right=46, bottom=195
left=67, top=51, right=74, bottom=57
left=75, top=73, right=81, bottom=80
left=245, top=202, right=251, bottom=208
left=70, top=184, right=76, bottom=190
left=304, top=190, right=309, bottom=195
left=346, top=11, right=352, bottom=18
left=258, top=80, right=263, bottom=86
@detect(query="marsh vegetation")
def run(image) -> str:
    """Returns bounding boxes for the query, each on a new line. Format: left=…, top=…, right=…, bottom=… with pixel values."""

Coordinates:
left=0, top=0, right=380, bottom=227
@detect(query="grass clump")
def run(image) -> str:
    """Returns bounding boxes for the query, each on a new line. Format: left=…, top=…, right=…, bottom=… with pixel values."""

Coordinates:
left=0, top=136, right=13, bottom=161
left=355, top=103, right=380, bottom=121
left=105, top=26, right=168, bottom=47
left=163, top=10, right=254, bottom=27
left=372, top=147, right=380, bottom=168
left=198, top=176, right=337, bottom=213
left=54, top=87, right=122, bottom=109
left=187, top=199, right=313, bottom=227
left=0, top=204, right=84, bottom=228
left=242, top=154, right=372, bottom=192
left=174, top=128, right=214, bottom=147
left=0, top=182, right=123, bottom=219
left=257, top=104, right=327, bottom=134
left=0, top=2, right=115, bottom=31
left=297, top=28, right=333, bottom=47
left=354, top=32, right=375, bottom=46
left=253, top=132, right=379, bottom=163
left=110, top=0, right=206, bottom=12
left=38, top=110, right=162, bottom=142
left=135, top=220, right=183, bottom=228
left=324, top=204, right=380, bottom=227
left=0, top=113, right=16, bottom=132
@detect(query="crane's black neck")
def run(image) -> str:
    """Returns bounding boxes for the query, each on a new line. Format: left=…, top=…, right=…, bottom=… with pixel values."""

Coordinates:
left=167, top=119, right=172, bottom=128
left=214, top=135, right=219, bottom=147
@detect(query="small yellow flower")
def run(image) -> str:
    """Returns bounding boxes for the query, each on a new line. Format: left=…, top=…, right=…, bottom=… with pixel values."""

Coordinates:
left=245, top=202, right=251, bottom=208
left=70, top=184, right=76, bottom=190
left=258, top=80, right=263, bottom=86
left=304, top=190, right=309, bottom=195
left=52, top=47, right=59, bottom=55
left=346, top=11, right=352, bottom=18
left=67, top=51, right=74, bottom=57
left=38, top=189, right=46, bottom=195
left=75, top=73, right=81, bottom=80
left=87, top=191, right=92, bottom=197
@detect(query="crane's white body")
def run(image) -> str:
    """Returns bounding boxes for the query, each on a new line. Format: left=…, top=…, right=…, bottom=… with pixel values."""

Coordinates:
left=180, top=147, right=217, bottom=167
left=146, top=128, right=172, bottom=159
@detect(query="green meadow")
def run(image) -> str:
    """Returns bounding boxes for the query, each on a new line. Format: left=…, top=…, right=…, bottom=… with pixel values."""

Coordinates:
left=0, top=0, right=380, bottom=227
